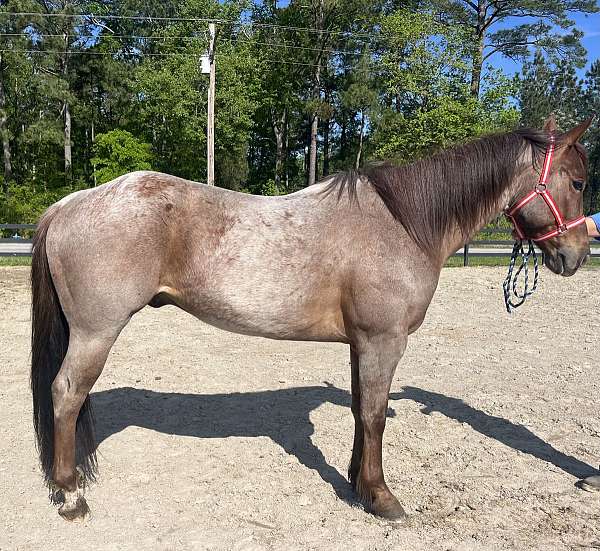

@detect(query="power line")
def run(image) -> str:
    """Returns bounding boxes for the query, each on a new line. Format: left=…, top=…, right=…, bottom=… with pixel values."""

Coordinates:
left=0, top=48, right=327, bottom=67
left=233, top=39, right=361, bottom=57
left=0, top=32, right=364, bottom=56
left=0, top=32, right=205, bottom=40
left=0, top=12, right=374, bottom=39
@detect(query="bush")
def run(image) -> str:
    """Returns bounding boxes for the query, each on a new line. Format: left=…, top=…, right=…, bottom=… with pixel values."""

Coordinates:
left=92, top=130, right=153, bottom=185
left=0, top=182, right=73, bottom=226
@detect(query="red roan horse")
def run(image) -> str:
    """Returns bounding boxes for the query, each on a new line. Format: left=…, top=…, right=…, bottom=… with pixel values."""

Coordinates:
left=31, top=117, right=592, bottom=521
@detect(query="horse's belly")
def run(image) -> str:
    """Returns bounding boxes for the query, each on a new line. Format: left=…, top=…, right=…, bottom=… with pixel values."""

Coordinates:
left=160, top=284, right=347, bottom=343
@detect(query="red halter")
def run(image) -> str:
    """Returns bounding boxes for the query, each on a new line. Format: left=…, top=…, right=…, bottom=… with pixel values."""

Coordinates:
left=505, top=137, right=586, bottom=242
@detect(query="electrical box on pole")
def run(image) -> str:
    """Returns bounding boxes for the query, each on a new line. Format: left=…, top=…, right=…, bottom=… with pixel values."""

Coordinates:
left=200, top=54, right=210, bottom=74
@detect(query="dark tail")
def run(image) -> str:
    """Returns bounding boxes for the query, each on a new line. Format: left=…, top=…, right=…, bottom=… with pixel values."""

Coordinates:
left=31, top=208, right=97, bottom=484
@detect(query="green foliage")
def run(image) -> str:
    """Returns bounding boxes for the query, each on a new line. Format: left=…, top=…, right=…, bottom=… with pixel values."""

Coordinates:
left=372, top=96, right=482, bottom=162
left=259, top=179, right=283, bottom=196
left=91, top=130, right=153, bottom=185
left=0, top=181, right=76, bottom=223
left=0, top=0, right=596, bottom=222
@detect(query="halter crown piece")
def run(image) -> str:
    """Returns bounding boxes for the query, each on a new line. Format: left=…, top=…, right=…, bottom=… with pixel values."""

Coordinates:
left=502, top=135, right=586, bottom=313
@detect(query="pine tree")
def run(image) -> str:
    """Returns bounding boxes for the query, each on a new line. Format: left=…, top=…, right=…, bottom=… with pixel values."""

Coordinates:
left=519, top=51, right=554, bottom=128
left=582, top=60, right=600, bottom=212
left=432, top=0, right=597, bottom=98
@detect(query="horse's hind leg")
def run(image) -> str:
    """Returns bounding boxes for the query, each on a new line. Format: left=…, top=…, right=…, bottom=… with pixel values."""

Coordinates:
left=354, top=334, right=407, bottom=520
left=51, top=328, right=121, bottom=520
left=348, top=348, right=363, bottom=488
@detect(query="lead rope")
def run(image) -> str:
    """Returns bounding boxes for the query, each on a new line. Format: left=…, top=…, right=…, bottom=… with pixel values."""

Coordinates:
left=502, top=239, right=539, bottom=313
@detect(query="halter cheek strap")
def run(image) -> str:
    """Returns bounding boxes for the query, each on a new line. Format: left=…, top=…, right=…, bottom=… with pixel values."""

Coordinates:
left=505, top=137, right=586, bottom=242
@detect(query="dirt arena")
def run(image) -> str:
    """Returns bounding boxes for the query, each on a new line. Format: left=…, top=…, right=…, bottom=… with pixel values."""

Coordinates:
left=2, top=265, right=600, bottom=550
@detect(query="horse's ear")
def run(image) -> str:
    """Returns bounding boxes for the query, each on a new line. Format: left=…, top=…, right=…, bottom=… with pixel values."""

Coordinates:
left=560, top=117, right=594, bottom=145
left=543, top=113, right=558, bottom=133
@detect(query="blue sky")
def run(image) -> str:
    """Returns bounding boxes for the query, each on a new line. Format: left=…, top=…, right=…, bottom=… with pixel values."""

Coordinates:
left=494, top=10, right=600, bottom=77
left=270, top=1, right=600, bottom=77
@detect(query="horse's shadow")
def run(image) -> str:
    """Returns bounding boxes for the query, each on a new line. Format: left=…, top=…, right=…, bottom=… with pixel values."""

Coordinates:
left=91, top=384, right=597, bottom=500
left=392, top=387, right=597, bottom=479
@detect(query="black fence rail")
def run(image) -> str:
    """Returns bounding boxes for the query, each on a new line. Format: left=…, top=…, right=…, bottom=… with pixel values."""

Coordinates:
left=2, top=224, right=600, bottom=261
left=455, top=226, right=600, bottom=266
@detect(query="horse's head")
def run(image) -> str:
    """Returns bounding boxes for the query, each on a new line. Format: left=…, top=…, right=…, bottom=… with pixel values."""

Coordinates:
left=508, top=116, right=593, bottom=277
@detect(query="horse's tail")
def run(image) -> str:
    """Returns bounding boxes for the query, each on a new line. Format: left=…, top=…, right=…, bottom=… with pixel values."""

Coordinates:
left=31, top=207, right=97, bottom=484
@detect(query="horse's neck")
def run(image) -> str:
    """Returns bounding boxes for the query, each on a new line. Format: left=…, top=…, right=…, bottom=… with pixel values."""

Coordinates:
left=439, top=174, right=526, bottom=263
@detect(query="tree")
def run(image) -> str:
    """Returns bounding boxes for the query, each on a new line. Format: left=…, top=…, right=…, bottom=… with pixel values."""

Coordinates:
left=518, top=50, right=555, bottom=127
left=518, top=51, right=584, bottom=130
left=340, top=53, right=377, bottom=169
left=0, top=1, right=40, bottom=195
left=581, top=60, right=600, bottom=212
left=0, top=0, right=595, bottom=221
left=91, top=130, right=152, bottom=184
left=432, top=0, right=597, bottom=97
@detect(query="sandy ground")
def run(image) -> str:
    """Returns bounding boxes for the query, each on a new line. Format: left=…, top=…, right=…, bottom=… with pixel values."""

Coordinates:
left=2, top=265, right=600, bottom=551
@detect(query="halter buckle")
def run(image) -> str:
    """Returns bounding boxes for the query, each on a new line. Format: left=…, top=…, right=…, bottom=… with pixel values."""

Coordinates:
left=557, top=223, right=568, bottom=235
left=535, top=183, right=547, bottom=193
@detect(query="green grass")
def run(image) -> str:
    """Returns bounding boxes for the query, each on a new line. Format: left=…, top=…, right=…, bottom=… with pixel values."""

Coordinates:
left=0, top=256, right=31, bottom=267
left=445, top=256, right=507, bottom=267
left=445, top=256, right=600, bottom=268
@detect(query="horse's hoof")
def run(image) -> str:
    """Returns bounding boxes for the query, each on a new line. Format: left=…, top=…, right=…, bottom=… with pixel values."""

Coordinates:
left=370, top=494, right=407, bottom=522
left=578, top=475, right=600, bottom=493
left=58, top=493, right=90, bottom=522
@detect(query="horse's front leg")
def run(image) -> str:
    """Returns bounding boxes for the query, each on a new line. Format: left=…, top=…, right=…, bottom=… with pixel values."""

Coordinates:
left=353, top=334, right=407, bottom=520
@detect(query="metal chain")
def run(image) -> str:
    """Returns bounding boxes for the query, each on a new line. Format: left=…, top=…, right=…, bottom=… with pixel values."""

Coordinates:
left=503, top=240, right=539, bottom=313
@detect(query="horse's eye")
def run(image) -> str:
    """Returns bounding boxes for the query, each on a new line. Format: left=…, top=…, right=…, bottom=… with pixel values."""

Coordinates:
left=572, top=180, right=585, bottom=191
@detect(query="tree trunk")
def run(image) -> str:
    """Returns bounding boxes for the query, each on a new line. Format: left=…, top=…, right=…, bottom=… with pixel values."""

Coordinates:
left=340, top=113, right=347, bottom=161
left=470, top=1, right=486, bottom=98
left=284, top=117, right=289, bottom=188
left=64, top=100, right=72, bottom=184
left=308, top=89, right=320, bottom=186
left=308, top=0, right=324, bottom=186
left=91, top=119, right=97, bottom=186
left=60, top=30, right=72, bottom=185
left=305, top=124, right=310, bottom=184
left=323, top=117, right=330, bottom=176
left=0, top=68, right=12, bottom=196
left=355, top=110, right=365, bottom=170
left=273, top=108, right=286, bottom=188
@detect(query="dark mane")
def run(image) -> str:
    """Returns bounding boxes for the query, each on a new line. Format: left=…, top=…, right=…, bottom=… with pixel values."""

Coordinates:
left=324, top=129, right=573, bottom=256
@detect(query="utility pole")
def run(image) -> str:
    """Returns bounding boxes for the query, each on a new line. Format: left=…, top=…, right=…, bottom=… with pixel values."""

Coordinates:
left=207, top=22, right=216, bottom=186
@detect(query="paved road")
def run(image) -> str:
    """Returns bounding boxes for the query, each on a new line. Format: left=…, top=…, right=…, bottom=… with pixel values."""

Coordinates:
left=0, top=241, right=32, bottom=255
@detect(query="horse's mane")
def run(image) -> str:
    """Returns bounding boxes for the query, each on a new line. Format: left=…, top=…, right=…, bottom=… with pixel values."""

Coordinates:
left=324, top=129, right=585, bottom=257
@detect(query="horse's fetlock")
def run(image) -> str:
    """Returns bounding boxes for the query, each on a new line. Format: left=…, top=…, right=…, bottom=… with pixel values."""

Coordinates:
left=52, top=469, right=78, bottom=492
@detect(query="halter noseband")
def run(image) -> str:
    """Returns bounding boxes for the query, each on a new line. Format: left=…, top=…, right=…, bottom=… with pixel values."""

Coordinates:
left=504, top=136, right=586, bottom=242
